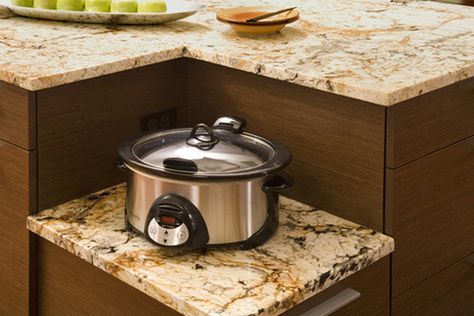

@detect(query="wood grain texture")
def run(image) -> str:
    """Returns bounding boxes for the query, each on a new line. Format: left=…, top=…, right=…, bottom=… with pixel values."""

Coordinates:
left=283, top=257, right=390, bottom=316
left=386, top=136, right=474, bottom=296
left=187, top=60, right=386, bottom=231
left=386, top=77, right=474, bottom=168
left=393, top=253, right=474, bottom=316
left=0, top=139, right=36, bottom=316
left=37, top=238, right=182, bottom=316
left=37, top=60, right=187, bottom=210
left=433, top=0, right=474, bottom=6
left=0, top=81, right=36, bottom=149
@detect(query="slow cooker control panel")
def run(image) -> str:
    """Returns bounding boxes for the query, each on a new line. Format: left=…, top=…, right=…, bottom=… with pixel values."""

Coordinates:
left=147, top=216, right=189, bottom=246
left=144, top=194, right=209, bottom=249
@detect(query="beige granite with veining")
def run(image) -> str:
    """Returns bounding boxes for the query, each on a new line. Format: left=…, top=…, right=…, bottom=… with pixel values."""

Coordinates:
left=1, top=0, right=473, bottom=105
left=27, top=184, right=394, bottom=316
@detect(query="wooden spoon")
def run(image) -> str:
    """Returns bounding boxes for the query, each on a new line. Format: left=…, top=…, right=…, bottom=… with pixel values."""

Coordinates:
left=246, top=7, right=297, bottom=23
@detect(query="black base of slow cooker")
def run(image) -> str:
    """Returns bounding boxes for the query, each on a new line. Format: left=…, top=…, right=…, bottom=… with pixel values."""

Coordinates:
left=124, top=192, right=280, bottom=250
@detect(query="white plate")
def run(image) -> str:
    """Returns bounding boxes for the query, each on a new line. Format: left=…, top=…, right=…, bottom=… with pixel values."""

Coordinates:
left=0, top=0, right=205, bottom=24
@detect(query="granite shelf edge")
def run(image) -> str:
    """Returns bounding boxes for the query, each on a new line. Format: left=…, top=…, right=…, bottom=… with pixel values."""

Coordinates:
left=26, top=184, right=395, bottom=316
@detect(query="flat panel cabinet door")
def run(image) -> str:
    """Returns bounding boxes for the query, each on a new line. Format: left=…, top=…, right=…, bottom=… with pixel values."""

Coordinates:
left=0, top=139, right=35, bottom=316
left=38, top=239, right=182, bottom=316
left=393, top=253, right=474, bottom=316
left=387, top=136, right=474, bottom=296
left=0, top=81, right=35, bottom=150
left=386, top=77, right=474, bottom=168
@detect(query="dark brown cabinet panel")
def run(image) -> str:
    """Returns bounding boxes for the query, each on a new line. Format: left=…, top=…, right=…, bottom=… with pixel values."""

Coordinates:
left=283, top=257, right=390, bottom=316
left=38, top=238, right=182, bottom=316
left=393, top=253, right=474, bottom=316
left=0, top=139, right=36, bottom=316
left=37, top=60, right=187, bottom=210
left=0, top=81, right=36, bottom=150
left=187, top=60, right=386, bottom=231
left=386, top=77, right=474, bottom=168
left=386, top=136, right=474, bottom=296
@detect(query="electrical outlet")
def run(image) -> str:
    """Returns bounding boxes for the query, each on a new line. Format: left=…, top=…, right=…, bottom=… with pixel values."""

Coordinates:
left=140, top=108, right=177, bottom=132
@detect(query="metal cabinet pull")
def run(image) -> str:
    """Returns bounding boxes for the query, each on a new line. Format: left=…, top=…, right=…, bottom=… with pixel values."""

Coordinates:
left=301, top=288, right=361, bottom=316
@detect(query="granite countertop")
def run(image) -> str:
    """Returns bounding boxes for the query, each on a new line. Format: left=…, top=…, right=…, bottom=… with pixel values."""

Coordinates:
left=27, top=184, right=394, bottom=316
left=0, top=0, right=473, bottom=105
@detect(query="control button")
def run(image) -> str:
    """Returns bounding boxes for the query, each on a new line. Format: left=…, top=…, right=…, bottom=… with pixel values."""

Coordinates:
left=177, top=231, right=187, bottom=240
left=147, top=221, right=189, bottom=246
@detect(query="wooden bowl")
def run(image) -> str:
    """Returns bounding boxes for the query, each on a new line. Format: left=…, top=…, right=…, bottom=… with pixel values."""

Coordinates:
left=216, top=6, right=299, bottom=34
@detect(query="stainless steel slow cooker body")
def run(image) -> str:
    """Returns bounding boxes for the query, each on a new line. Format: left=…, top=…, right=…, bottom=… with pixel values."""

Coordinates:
left=118, top=116, right=293, bottom=249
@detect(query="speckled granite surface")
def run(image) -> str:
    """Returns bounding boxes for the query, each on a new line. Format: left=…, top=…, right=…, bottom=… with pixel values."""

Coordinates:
left=0, top=0, right=473, bottom=105
left=27, top=184, right=394, bottom=316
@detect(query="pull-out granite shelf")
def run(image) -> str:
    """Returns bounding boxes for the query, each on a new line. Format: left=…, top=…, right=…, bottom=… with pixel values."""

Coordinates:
left=27, top=184, right=394, bottom=316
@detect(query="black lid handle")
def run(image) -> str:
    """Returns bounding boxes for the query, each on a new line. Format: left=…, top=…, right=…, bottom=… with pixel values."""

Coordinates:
left=163, top=158, right=198, bottom=173
left=186, top=123, right=219, bottom=150
left=213, top=116, right=247, bottom=133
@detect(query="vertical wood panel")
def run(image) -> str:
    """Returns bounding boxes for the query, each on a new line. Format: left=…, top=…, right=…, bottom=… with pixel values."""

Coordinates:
left=386, top=77, right=474, bottom=168
left=393, top=254, right=474, bottom=316
left=387, top=136, right=474, bottom=296
left=187, top=60, right=386, bottom=230
left=38, top=239, right=182, bottom=316
left=0, top=81, right=36, bottom=149
left=37, top=60, right=187, bottom=210
left=0, top=140, right=36, bottom=316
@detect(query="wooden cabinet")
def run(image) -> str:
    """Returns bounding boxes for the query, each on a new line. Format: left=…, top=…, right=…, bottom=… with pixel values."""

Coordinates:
left=38, top=239, right=181, bottom=316
left=0, top=81, right=36, bottom=150
left=387, top=133, right=474, bottom=296
left=386, top=77, right=474, bottom=168
left=283, top=258, right=390, bottom=316
left=393, top=253, right=474, bottom=316
left=0, top=60, right=472, bottom=315
left=0, top=139, right=36, bottom=316
left=36, top=60, right=186, bottom=210
left=187, top=60, right=386, bottom=231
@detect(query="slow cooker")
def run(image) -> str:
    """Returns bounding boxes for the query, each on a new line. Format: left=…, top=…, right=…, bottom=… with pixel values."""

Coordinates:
left=118, top=116, right=293, bottom=249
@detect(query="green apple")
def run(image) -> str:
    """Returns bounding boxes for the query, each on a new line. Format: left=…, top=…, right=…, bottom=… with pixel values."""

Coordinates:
left=10, top=0, right=34, bottom=7
left=57, top=0, right=84, bottom=11
left=33, top=0, right=56, bottom=9
left=111, top=0, right=136, bottom=12
left=137, top=0, right=166, bottom=13
left=85, top=0, right=110, bottom=12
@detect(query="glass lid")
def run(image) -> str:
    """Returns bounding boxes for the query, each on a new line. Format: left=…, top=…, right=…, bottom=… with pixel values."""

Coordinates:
left=131, top=118, right=276, bottom=176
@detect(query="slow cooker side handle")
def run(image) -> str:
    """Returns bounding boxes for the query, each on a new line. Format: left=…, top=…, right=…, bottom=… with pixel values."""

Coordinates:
left=262, top=172, right=294, bottom=192
left=115, top=156, right=127, bottom=172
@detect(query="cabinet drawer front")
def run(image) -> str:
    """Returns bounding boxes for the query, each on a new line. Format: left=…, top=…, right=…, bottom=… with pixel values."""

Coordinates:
left=393, top=254, right=474, bottom=316
left=0, top=139, right=36, bottom=315
left=38, top=239, right=181, bottom=316
left=386, top=77, right=474, bottom=168
left=283, top=258, right=390, bottom=316
left=387, top=136, right=474, bottom=295
left=0, top=82, right=35, bottom=149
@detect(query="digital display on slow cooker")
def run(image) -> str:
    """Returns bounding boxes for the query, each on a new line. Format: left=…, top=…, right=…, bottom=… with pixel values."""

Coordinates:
left=159, top=216, right=180, bottom=227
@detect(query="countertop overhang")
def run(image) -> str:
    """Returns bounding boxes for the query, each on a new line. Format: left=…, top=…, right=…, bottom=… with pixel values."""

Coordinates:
left=27, top=184, right=394, bottom=316
left=1, top=0, right=474, bottom=105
